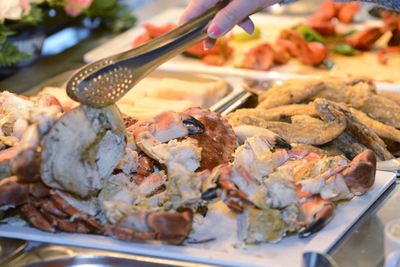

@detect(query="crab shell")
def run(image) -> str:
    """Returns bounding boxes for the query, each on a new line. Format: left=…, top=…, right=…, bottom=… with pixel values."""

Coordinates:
left=105, top=209, right=194, bottom=245
left=183, top=108, right=236, bottom=170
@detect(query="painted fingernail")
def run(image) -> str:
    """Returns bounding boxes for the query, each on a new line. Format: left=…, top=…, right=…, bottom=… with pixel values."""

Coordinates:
left=204, top=39, right=215, bottom=50
left=208, top=24, right=222, bottom=39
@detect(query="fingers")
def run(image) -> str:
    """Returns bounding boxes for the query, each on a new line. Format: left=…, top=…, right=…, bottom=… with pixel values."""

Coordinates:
left=179, top=0, right=220, bottom=24
left=238, top=17, right=255, bottom=35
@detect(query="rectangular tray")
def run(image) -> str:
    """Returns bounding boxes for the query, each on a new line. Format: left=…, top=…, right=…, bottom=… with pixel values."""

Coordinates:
left=0, top=171, right=394, bottom=267
left=26, top=69, right=249, bottom=116
left=83, top=8, right=400, bottom=91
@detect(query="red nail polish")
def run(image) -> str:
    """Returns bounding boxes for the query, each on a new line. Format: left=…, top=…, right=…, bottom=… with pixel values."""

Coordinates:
left=208, top=24, right=222, bottom=39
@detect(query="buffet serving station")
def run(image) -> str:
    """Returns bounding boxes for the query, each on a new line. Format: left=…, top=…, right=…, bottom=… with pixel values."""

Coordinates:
left=0, top=1, right=399, bottom=267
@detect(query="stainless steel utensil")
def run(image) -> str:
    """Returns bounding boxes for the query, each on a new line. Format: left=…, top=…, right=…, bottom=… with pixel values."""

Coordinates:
left=66, top=0, right=229, bottom=108
left=303, top=251, right=341, bottom=267
left=23, top=255, right=195, bottom=267
left=0, top=238, right=26, bottom=265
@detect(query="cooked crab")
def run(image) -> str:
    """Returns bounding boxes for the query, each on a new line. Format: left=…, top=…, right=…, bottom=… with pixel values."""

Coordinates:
left=201, top=133, right=375, bottom=243
left=0, top=92, right=63, bottom=181
left=41, top=104, right=127, bottom=198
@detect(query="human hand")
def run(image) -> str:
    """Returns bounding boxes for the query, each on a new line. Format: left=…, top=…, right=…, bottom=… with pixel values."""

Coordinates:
left=180, top=0, right=281, bottom=47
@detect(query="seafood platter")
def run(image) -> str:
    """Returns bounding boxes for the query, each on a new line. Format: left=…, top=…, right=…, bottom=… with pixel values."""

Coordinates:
left=84, top=1, right=400, bottom=85
left=0, top=69, right=396, bottom=267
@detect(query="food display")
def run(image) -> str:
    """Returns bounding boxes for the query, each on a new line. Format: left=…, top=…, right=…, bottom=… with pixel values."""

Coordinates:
left=0, top=87, right=377, bottom=248
left=228, top=77, right=400, bottom=161
left=128, top=1, right=400, bottom=82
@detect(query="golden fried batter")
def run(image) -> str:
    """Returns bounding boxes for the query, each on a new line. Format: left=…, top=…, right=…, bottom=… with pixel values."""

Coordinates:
left=360, top=95, right=400, bottom=129
left=314, top=98, right=394, bottom=161
left=378, top=92, right=400, bottom=106
left=226, top=113, right=346, bottom=145
left=256, top=103, right=318, bottom=118
left=350, top=108, right=400, bottom=143
left=257, top=79, right=325, bottom=109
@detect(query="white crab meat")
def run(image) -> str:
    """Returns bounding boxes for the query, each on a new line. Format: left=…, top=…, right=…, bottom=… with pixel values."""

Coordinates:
left=320, top=175, right=353, bottom=200
left=41, top=105, right=126, bottom=198
left=12, top=118, right=29, bottom=139
left=264, top=177, right=297, bottom=209
left=297, top=156, right=353, bottom=201
left=280, top=204, right=300, bottom=232
left=237, top=207, right=286, bottom=244
left=117, top=147, right=139, bottom=175
left=234, top=136, right=289, bottom=183
left=151, top=111, right=192, bottom=142
left=151, top=139, right=202, bottom=172
left=0, top=92, right=34, bottom=120
left=157, top=140, right=203, bottom=208
left=99, top=173, right=138, bottom=224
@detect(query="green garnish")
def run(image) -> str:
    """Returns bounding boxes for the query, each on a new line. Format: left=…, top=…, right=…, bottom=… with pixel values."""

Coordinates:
left=233, top=26, right=262, bottom=41
left=343, top=29, right=359, bottom=37
left=295, top=24, right=326, bottom=44
left=334, top=43, right=357, bottom=56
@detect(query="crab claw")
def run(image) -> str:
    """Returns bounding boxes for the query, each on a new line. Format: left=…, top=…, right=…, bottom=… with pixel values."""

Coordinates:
left=298, top=198, right=335, bottom=238
left=233, top=125, right=292, bottom=149
left=342, top=149, right=376, bottom=196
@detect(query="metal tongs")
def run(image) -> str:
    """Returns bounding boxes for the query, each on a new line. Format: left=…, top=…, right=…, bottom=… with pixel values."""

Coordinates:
left=66, top=0, right=229, bottom=108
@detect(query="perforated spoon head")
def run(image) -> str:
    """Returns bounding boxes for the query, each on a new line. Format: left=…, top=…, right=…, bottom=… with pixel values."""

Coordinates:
left=66, top=59, right=136, bottom=108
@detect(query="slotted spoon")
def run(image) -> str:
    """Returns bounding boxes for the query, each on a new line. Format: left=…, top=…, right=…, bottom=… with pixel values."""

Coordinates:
left=66, top=0, right=229, bottom=108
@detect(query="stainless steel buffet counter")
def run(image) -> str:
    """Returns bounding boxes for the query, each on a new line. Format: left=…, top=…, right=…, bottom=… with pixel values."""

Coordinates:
left=0, top=1, right=398, bottom=266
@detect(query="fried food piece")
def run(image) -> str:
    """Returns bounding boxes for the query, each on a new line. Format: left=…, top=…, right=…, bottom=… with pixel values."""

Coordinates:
left=360, top=95, right=400, bottom=129
left=310, top=78, right=376, bottom=107
left=257, top=79, right=325, bottom=109
left=345, top=80, right=377, bottom=109
left=311, top=81, right=348, bottom=103
left=227, top=113, right=346, bottom=145
left=330, top=134, right=369, bottom=160
left=256, top=103, right=318, bottom=118
left=349, top=108, right=400, bottom=143
left=226, top=109, right=288, bottom=126
left=378, top=92, right=400, bottom=106
left=314, top=98, right=394, bottom=161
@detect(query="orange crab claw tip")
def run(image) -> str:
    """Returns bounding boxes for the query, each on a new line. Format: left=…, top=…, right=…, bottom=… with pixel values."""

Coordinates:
left=298, top=201, right=334, bottom=238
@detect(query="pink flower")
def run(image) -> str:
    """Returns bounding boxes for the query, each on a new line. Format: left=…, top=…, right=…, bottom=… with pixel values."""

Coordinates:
left=0, top=0, right=25, bottom=22
left=64, top=0, right=92, bottom=17
left=20, top=0, right=31, bottom=12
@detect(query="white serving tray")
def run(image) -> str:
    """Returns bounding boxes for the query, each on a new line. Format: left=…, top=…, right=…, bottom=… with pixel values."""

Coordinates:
left=0, top=171, right=395, bottom=267
left=84, top=8, right=399, bottom=92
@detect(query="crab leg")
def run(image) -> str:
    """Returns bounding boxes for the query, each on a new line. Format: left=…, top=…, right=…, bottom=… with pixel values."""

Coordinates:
left=21, top=204, right=56, bottom=232
left=105, top=209, right=193, bottom=245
